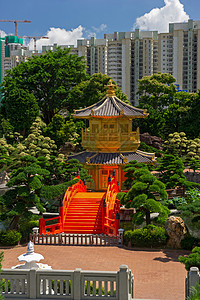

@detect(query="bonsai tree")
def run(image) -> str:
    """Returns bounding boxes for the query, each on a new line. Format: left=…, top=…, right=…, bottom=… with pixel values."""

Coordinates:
left=123, top=160, right=151, bottom=189
left=179, top=247, right=200, bottom=271
left=0, top=155, right=49, bottom=230
left=118, top=161, right=169, bottom=225
left=164, top=132, right=200, bottom=168
left=156, top=154, right=190, bottom=189
left=22, top=117, right=57, bottom=159
left=0, top=155, right=79, bottom=230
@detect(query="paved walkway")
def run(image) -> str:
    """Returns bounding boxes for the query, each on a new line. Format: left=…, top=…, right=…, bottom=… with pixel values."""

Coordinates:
left=1, top=245, right=189, bottom=300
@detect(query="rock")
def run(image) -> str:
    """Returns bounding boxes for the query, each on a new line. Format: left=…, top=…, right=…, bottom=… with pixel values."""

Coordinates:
left=0, top=171, right=10, bottom=184
left=165, top=216, right=187, bottom=249
left=140, top=132, right=162, bottom=150
left=59, top=142, right=75, bottom=155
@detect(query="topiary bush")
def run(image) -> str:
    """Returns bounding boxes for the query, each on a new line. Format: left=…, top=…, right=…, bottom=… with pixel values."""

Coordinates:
left=181, top=233, right=200, bottom=250
left=179, top=247, right=200, bottom=271
left=0, top=230, right=21, bottom=246
left=124, top=225, right=167, bottom=248
left=19, top=219, right=39, bottom=243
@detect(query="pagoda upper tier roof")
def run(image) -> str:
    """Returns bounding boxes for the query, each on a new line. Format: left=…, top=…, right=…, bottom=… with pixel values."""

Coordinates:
left=74, top=96, right=148, bottom=118
left=68, top=150, right=155, bottom=165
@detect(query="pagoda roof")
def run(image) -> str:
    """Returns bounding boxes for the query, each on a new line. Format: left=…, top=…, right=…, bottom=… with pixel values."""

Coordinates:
left=74, top=96, right=148, bottom=119
left=68, top=150, right=155, bottom=165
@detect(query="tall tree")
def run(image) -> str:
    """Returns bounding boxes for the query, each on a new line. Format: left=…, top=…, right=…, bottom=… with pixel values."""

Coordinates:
left=1, top=87, right=39, bottom=136
left=138, top=73, right=200, bottom=139
left=43, top=114, right=81, bottom=148
left=2, top=47, right=88, bottom=124
left=68, top=73, right=130, bottom=110
left=138, top=73, right=176, bottom=110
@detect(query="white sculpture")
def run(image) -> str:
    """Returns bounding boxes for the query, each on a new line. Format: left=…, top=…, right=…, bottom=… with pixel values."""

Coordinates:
left=12, top=241, right=51, bottom=270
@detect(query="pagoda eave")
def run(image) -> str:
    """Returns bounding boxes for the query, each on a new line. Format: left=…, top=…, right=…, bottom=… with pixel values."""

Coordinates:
left=73, top=114, right=149, bottom=119
left=68, top=151, right=155, bottom=165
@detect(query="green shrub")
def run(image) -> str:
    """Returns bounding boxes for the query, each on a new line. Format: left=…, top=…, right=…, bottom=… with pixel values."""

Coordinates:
left=165, top=196, right=187, bottom=209
left=120, top=222, right=135, bottom=231
left=181, top=234, right=200, bottom=250
left=19, top=219, right=39, bottom=243
left=51, top=280, right=115, bottom=296
left=124, top=225, right=167, bottom=248
left=1, top=278, right=11, bottom=293
left=179, top=247, right=200, bottom=271
left=187, top=284, right=200, bottom=300
left=0, top=230, right=21, bottom=246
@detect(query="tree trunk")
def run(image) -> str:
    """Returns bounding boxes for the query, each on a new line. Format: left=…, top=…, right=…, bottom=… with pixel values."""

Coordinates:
left=9, top=215, right=21, bottom=230
left=146, top=210, right=151, bottom=225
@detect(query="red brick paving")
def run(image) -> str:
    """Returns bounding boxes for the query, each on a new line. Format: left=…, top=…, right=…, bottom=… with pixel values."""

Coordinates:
left=1, top=245, right=189, bottom=300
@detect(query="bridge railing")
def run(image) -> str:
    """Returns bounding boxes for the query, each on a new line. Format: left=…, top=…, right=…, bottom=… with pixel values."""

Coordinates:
left=0, top=265, right=134, bottom=300
left=39, top=177, right=86, bottom=235
left=103, top=171, right=120, bottom=236
left=61, top=177, right=86, bottom=226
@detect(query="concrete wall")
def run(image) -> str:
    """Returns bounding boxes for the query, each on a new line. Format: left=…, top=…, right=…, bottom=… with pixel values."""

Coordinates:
left=1, top=265, right=134, bottom=300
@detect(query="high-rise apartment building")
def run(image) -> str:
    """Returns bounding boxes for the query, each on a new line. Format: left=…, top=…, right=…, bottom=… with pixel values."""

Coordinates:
left=42, top=29, right=158, bottom=105
left=0, top=35, right=34, bottom=103
left=0, top=38, right=5, bottom=85
left=0, top=36, right=33, bottom=80
left=2, top=19, right=200, bottom=105
left=157, top=19, right=200, bottom=93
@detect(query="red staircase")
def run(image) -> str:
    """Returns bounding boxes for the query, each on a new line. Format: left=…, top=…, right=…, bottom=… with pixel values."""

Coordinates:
left=63, top=192, right=105, bottom=234
left=39, top=172, right=121, bottom=236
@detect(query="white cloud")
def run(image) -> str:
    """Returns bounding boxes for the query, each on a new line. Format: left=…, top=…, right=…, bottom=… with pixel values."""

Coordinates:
left=133, top=0, right=189, bottom=32
left=92, top=24, right=107, bottom=33
left=28, top=26, right=84, bottom=51
left=85, top=24, right=108, bottom=39
left=0, top=30, right=7, bottom=38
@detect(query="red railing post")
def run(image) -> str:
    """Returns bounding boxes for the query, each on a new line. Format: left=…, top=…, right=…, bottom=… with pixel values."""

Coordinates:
left=59, top=205, right=64, bottom=232
left=102, top=197, right=106, bottom=233
left=39, top=218, right=45, bottom=235
left=115, top=211, right=120, bottom=236
left=104, top=170, right=121, bottom=236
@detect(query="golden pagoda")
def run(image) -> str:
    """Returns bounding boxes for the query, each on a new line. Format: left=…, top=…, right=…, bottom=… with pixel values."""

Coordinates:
left=70, top=80, right=155, bottom=191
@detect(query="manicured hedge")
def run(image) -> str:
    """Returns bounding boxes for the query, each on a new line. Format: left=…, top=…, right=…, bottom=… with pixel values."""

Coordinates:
left=124, top=225, right=167, bottom=248
left=179, top=247, right=200, bottom=271
left=0, top=230, right=21, bottom=246
left=181, top=233, right=200, bottom=250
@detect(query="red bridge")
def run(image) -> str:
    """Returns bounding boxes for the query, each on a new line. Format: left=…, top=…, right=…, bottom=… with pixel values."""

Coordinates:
left=39, top=172, right=120, bottom=236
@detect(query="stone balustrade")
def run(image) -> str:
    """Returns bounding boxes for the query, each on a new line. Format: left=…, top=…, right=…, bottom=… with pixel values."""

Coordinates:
left=0, top=265, right=134, bottom=300
left=185, top=267, right=200, bottom=299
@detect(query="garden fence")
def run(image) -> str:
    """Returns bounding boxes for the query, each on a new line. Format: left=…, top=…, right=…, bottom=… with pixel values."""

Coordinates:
left=30, top=232, right=123, bottom=247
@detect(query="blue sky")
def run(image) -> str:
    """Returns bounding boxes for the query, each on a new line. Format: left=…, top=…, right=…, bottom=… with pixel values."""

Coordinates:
left=0, top=0, right=199, bottom=50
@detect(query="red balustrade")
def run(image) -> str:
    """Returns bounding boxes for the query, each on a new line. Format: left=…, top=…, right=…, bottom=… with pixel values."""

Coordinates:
left=103, top=174, right=120, bottom=236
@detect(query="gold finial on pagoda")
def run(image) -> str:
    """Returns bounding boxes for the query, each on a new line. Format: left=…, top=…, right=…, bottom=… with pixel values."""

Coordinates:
left=106, top=79, right=116, bottom=96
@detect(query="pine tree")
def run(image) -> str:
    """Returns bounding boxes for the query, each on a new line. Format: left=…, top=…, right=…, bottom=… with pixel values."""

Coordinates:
left=118, top=161, right=169, bottom=225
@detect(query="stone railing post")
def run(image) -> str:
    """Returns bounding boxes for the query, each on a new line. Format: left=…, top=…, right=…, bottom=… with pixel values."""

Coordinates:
left=187, top=267, right=200, bottom=298
left=118, top=265, right=129, bottom=300
left=32, top=227, right=39, bottom=235
left=118, top=228, right=124, bottom=245
left=74, top=268, right=81, bottom=300
left=28, top=268, right=37, bottom=298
